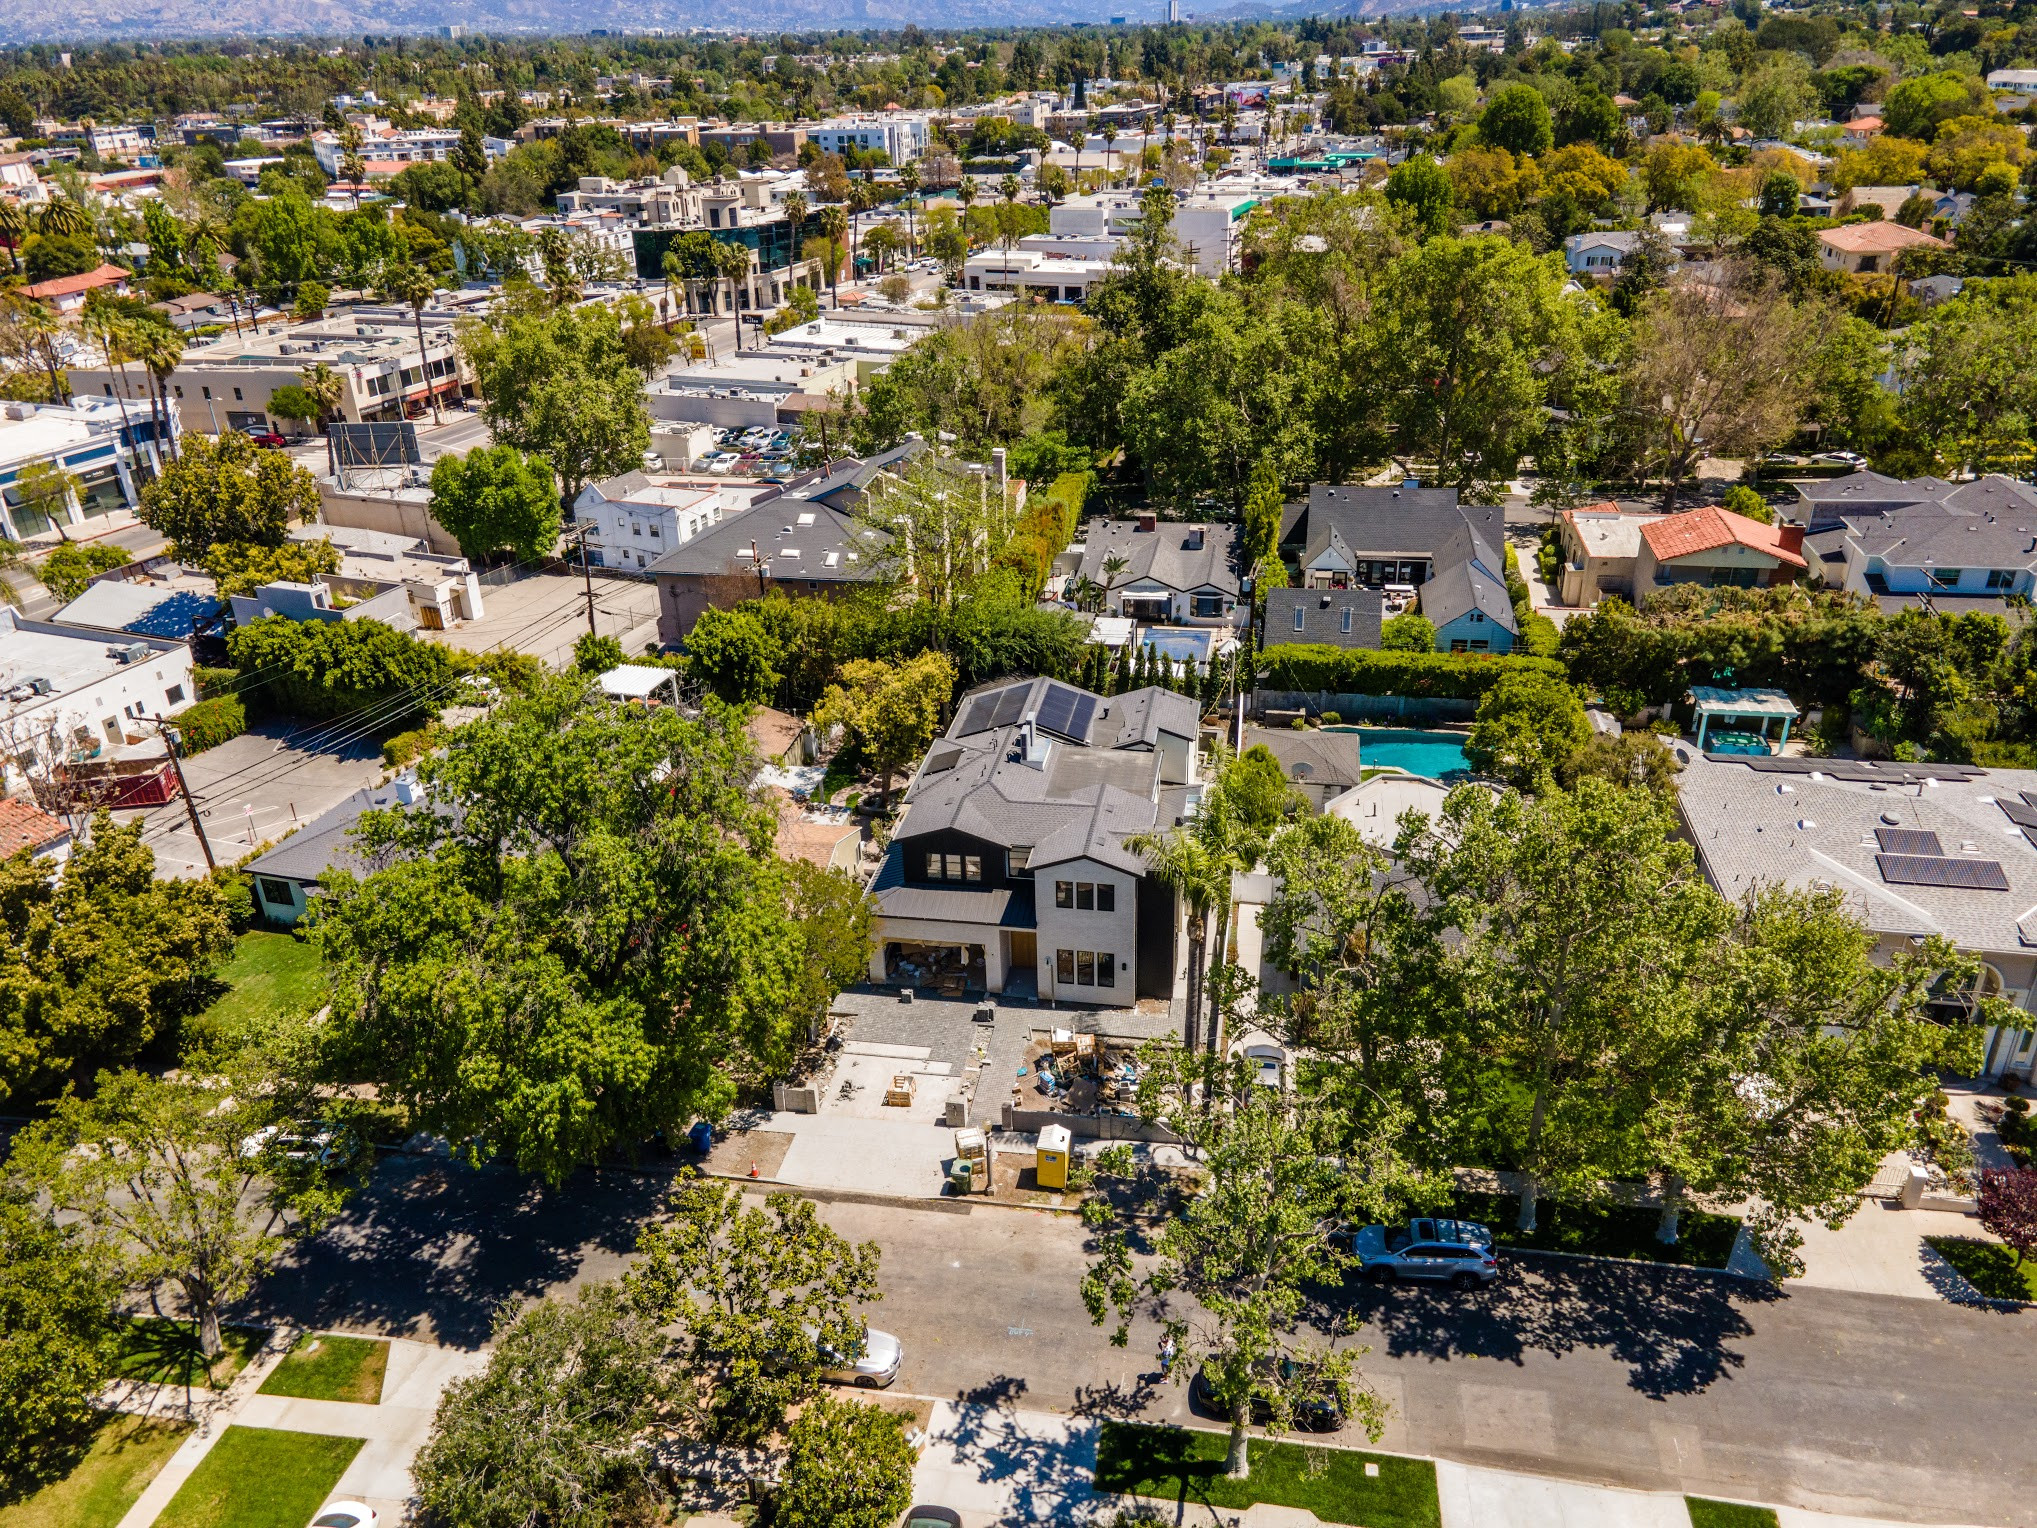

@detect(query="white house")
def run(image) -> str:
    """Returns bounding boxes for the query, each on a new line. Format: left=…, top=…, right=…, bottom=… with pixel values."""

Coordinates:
left=574, top=471, right=725, bottom=573
left=1563, top=230, right=1641, bottom=275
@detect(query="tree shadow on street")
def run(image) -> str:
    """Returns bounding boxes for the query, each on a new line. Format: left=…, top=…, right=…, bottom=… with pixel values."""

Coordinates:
left=1305, top=1255, right=1784, bottom=1400
left=940, top=1372, right=1105, bottom=1525
left=239, top=1152, right=678, bottom=1348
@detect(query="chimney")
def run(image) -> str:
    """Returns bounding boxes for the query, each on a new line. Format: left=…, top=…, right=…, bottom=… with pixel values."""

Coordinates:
left=1137, top=512, right=1157, bottom=532
left=1186, top=528, right=1205, bottom=551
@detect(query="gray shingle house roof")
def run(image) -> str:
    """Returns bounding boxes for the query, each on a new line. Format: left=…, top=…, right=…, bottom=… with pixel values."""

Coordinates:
left=1074, top=518, right=1242, bottom=598
left=1676, top=750, right=2037, bottom=952
left=645, top=497, right=884, bottom=584
left=243, top=779, right=430, bottom=887
left=1280, top=484, right=1486, bottom=566
left=1266, top=587, right=1385, bottom=648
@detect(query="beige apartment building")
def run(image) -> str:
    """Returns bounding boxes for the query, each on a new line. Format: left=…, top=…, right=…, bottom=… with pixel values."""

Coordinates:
left=68, top=316, right=471, bottom=437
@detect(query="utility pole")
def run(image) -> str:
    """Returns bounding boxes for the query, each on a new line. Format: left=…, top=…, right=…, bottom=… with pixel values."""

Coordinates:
left=569, top=521, right=597, bottom=640
left=144, top=714, right=215, bottom=872
left=751, top=538, right=767, bottom=599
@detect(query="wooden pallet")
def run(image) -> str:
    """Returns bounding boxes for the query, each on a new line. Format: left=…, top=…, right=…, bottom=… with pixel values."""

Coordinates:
left=883, top=1073, right=917, bottom=1108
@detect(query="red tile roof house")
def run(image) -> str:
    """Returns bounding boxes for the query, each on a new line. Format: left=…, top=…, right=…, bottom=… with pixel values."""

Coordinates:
left=1635, top=505, right=1807, bottom=592
left=0, top=797, right=74, bottom=864
left=1817, top=220, right=1945, bottom=275
left=20, top=263, right=132, bottom=317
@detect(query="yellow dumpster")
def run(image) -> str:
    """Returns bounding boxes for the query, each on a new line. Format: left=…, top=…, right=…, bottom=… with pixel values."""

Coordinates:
left=1036, top=1123, right=1072, bottom=1189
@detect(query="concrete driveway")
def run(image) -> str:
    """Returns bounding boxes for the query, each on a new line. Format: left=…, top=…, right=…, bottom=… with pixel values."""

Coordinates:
left=428, top=570, right=662, bottom=671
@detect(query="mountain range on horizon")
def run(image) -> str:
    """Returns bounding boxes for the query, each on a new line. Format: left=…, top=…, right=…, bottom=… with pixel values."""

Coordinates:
left=2, top=0, right=1481, bottom=47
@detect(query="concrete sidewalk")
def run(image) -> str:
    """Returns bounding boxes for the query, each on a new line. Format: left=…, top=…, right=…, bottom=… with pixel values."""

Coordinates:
left=907, top=1399, right=1985, bottom=1528
left=112, top=1334, right=484, bottom=1528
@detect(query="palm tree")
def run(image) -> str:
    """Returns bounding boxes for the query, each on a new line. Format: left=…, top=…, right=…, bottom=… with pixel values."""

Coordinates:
left=38, top=199, right=92, bottom=241
left=337, top=122, right=367, bottom=212
left=380, top=262, right=442, bottom=425
left=297, top=360, right=345, bottom=435
left=713, top=240, right=752, bottom=329
left=13, top=297, right=67, bottom=401
left=0, top=200, right=23, bottom=274
left=897, top=164, right=920, bottom=258
left=998, top=173, right=1022, bottom=290
left=847, top=182, right=875, bottom=284
left=781, top=189, right=808, bottom=263
left=133, top=322, right=186, bottom=463
left=84, top=310, right=149, bottom=475
left=1101, top=123, right=1119, bottom=186
left=815, top=204, right=848, bottom=308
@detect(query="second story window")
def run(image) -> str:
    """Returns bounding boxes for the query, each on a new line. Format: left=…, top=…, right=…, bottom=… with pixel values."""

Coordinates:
left=1054, top=879, right=1115, bottom=912
left=925, top=852, right=981, bottom=882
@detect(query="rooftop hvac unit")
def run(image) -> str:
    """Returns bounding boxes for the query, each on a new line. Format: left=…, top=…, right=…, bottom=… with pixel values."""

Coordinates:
left=107, top=643, right=153, bottom=664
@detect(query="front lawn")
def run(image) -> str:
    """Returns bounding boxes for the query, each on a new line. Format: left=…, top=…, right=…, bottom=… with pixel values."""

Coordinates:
left=1445, top=1191, right=1742, bottom=1270
left=152, top=1429, right=362, bottom=1528
left=1094, top=1421, right=1441, bottom=1528
left=197, top=931, right=327, bottom=1037
left=258, top=1334, right=389, bottom=1404
left=1687, top=1498, right=1779, bottom=1528
left=112, top=1319, right=269, bottom=1391
left=1926, top=1236, right=2037, bottom=1301
left=0, top=1416, right=192, bottom=1528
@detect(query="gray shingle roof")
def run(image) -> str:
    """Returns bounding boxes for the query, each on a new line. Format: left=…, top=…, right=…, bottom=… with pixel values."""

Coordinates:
left=1266, top=587, right=1384, bottom=648
left=1676, top=750, right=2037, bottom=953
left=1418, top=515, right=1517, bottom=634
left=1075, top=518, right=1243, bottom=598
left=1237, top=725, right=1365, bottom=791
left=242, top=782, right=418, bottom=885
left=646, top=497, right=883, bottom=583
left=1282, top=484, right=1487, bottom=565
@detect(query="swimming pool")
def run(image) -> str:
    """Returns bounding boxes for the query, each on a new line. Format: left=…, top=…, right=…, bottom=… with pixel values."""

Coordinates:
left=1326, top=726, right=1473, bottom=780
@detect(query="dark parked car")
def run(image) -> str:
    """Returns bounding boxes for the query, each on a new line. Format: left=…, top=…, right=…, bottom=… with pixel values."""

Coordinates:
left=1189, top=1359, right=1345, bottom=1431
left=903, top=1510, right=961, bottom=1528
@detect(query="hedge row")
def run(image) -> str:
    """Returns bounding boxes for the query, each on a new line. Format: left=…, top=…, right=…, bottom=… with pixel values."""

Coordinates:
left=175, top=695, right=248, bottom=754
left=1258, top=643, right=1567, bottom=701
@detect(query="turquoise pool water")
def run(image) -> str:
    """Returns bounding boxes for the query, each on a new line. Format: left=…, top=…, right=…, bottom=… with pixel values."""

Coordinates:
left=1326, top=726, right=1473, bottom=780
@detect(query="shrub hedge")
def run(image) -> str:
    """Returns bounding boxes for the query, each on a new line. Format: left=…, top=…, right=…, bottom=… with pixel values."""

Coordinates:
left=1258, top=644, right=1567, bottom=700
left=174, top=695, right=248, bottom=754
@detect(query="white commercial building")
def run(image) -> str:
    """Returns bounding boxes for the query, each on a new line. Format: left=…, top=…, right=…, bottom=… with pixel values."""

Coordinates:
left=0, top=609, right=195, bottom=804
left=806, top=115, right=930, bottom=164
left=574, top=472, right=726, bottom=572
left=0, top=398, right=176, bottom=543
left=962, top=248, right=1115, bottom=303
left=1046, top=190, right=1258, bottom=277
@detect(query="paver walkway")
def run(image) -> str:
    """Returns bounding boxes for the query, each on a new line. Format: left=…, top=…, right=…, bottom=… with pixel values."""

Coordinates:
left=110, top=1333, right=485, bottom=1528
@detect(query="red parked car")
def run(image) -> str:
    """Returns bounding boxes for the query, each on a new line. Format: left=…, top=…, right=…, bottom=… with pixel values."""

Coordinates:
left=241, top=429, right=289, bottom=449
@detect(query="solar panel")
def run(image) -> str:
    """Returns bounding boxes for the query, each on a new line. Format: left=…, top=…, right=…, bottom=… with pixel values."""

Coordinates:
left=2002, top=800, right=2037, bottom=830
left=2023, top=826, right=2037, bottom=854
left=1875, top=854, right=2011, bottom=891
left=953, top=694, right=995, bottom=736
left=1066, top=692, right=1098, bottom=742
left=990, top=684, right=1030, bottom=728
left=1875, top=827, right=1944, bottom=856
left=2021, top=792, right=2037, bottom=809
left=1035, top=684, right=1079, bottom=740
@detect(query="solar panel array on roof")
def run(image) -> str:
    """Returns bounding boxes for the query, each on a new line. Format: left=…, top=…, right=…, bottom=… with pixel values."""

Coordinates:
left=1035, top=683, right=1097, bottom=742
left=991, top=684, right=1030, bottom=729
left=955, top=683, right=1028, bottom=736
left=2002, top=799, right=2037, bottom=830
left=1736, top=756, right=1984, bottom=782
left=1875, top=827, right=1944, bottom=856
left=1875, top=854, right=2011, bottom=891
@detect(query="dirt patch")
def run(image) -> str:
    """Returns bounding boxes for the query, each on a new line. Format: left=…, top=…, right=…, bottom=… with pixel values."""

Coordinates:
left=702, top=1129, right=795, bottom=1181
left=987, top=1148, right=1082, bottom=1209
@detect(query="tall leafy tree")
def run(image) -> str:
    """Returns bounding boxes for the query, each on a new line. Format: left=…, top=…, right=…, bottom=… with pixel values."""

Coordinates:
left=628, top=1176, right=881, bottom=1443
left=9, top=1056, right=349, bottom=1358
left=412, top=1282, right=668, bottom=1528
left=1083, top=1049, right=1410, bottom=1479
left=811, top=652, right=955, bottom=806
left=775, top=1397, right=917, bottom=1528
left=318, top=676, right=821, bottom=1182
left=137, top=430, right=320, bottom=560
left=458, top=298, right=652, bottom=510
left=427, top=443, right=563, bottom=563
left=0, top=1188, right=115, bottom=1494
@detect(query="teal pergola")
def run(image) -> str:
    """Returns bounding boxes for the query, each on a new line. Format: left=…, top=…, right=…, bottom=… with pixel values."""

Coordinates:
left=1690, top=686, right=1800, bottom=753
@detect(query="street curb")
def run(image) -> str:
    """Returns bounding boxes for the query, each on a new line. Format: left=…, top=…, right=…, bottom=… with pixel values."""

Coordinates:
left=1499, top=1243, right=1761, bottom=1283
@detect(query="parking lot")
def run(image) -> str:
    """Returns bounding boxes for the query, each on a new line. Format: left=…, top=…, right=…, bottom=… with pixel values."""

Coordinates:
left=429, top=569, right=662, bottom=670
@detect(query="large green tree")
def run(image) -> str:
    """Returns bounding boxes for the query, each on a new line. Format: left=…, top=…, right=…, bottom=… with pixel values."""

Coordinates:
left=1464, top=669, right=1592, bottom=791
left=0, top=1188, right=114, bottom=1495
left=427, top=443, right=564, bottom=563
left=9, top=1057, right=349, bottom=1357
left=1895, top=275, right=2037, bottom=480
left=774, top=1396, right=917, bottom=1528
left=224, top=615, right=457, bottom=722
left=317, top=676, right=830, bottom=1182
left=458, top=298, right=651, bottom=509
left=1478, top=84, right=1555, bottom=156
left=1083, top=1048, right=1408, bottom=1479
left=685, top=607, right=784, bottom=707
left=411, top=1281, right=668, bottom=1528
left=1362, top=236, right=1584, bottom=496
left=628, top=1175, right=882, bottom=1443
left=0, top=816, right=235, bottom=1105
left=137, top=430, right=321, bottom=561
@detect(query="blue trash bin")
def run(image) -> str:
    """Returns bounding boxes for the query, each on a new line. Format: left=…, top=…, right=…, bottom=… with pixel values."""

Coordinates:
left=688, top=1120, right=714, bottom=1155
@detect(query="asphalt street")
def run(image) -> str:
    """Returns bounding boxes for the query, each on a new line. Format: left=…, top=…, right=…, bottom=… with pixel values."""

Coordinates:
left=246, top=1155, right=2032, bottom=1526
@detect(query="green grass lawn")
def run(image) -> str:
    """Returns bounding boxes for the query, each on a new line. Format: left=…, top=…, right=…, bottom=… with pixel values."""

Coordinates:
left=258, top=1334, right=389, bottom=1404
left=1926, top=1236, right=2037, bottom=1301
left=1687, top=1498, right=1780, bottom=1528
left=0, top=1416, right=192, bottom=1528
left=1446, top=1190, right=1742, bottom=1270
left=198, top=931, right=327, bottom=1035
left=112, top=1319, right=269, bottom=1391
left=1094, top=1421, right=1441, bottom=1528
left=152, top=1429, right=362, bottom=1528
